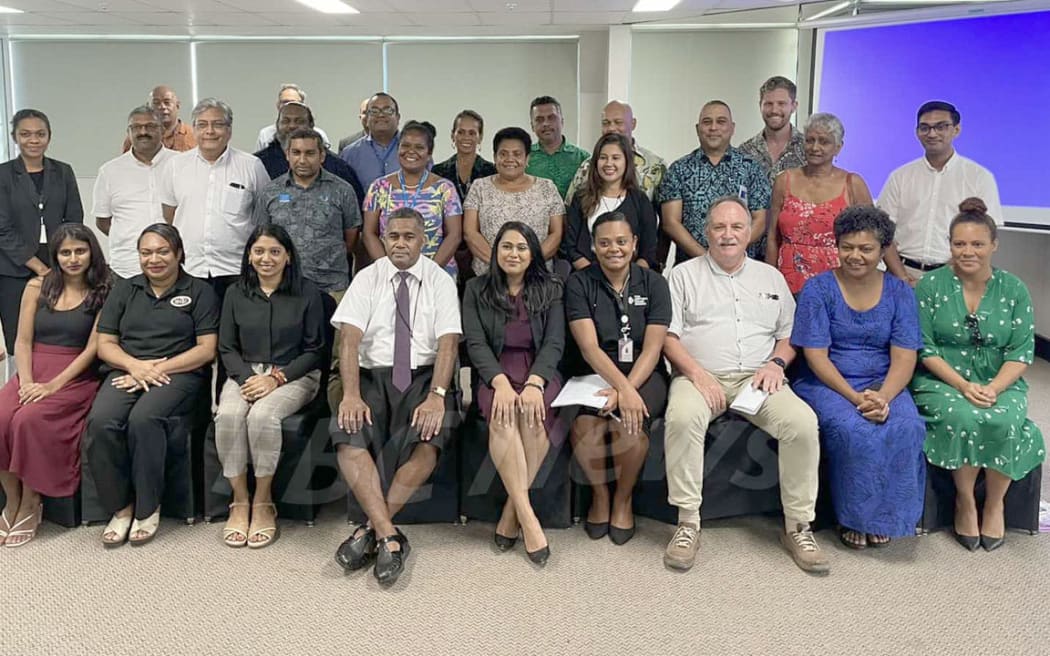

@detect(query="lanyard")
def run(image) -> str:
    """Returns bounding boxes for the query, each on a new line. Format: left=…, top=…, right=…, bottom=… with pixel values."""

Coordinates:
left=603, top=271, right=632, bottom=338
left=397, top=168, right=429, bottom=210
left=369, top=135, right=399, bottom=176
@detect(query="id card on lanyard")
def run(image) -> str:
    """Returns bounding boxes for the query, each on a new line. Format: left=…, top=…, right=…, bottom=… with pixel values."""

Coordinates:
left=607, top=274, right=633, bottom=363
left=38, top=198, right=46, bottom=244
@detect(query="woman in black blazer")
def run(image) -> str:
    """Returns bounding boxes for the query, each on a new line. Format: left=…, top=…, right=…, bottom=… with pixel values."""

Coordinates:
left=0, top=109, right=83, bottom=356
left=463, top=221, right=564, bottom=566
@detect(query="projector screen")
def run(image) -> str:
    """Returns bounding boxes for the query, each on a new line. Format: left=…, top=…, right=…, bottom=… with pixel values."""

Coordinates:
left=815, top=10, right=1050, bottom=229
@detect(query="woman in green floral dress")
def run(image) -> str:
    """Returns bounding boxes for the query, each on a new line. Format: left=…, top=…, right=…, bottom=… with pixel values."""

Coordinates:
left=912, top=198, right=1045, bottom=552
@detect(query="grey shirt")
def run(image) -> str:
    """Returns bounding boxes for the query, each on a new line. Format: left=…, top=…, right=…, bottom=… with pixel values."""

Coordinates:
left=254, top=169, right=361, bottom=293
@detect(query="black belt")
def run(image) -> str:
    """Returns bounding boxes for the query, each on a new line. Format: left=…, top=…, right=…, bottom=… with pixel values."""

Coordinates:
left=900, top=256, right=945, bottom=272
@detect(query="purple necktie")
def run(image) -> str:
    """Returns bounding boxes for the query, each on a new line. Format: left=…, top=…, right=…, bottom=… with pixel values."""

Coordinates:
left=393, top=271, right=412, bottom=392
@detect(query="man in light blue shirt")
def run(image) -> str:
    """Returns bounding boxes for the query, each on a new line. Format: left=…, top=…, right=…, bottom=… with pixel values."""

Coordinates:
left=339, top=92, right=401, bottom=187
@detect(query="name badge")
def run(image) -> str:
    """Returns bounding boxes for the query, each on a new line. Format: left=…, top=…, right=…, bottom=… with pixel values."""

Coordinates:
left=618, top=337, right=634, bottom=363
left=627, top=294, right=648, bottom=307
left=170, top=295, right=192, bottom=308
left=278, top=193, right=291, bottom=203
left=738, top=184, right=748, bottom=202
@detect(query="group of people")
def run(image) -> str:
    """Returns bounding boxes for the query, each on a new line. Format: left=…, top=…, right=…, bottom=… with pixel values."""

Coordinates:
left=0, top=76, right=1043, bottom=588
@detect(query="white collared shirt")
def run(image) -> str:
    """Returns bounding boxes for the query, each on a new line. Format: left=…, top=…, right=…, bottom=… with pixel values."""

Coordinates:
left=877, top=152, right=1002, bottom=265
left=668, top=255, right=794, bottom=375
left=254, top=124, right=331, bottom=152
left=158, top=146, right=269, bottom=278
left=331, top=255, right=461, bottom=369
left=92, top=148, right=176, bottom=278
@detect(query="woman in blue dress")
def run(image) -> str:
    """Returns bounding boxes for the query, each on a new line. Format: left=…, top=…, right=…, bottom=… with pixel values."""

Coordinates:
left=791, top=206, right=925, bottom=549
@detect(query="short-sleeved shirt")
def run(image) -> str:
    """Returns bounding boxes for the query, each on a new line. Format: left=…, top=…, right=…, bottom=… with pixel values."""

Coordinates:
left=668, top=255, right=794, bottom=375
left=363, top=175, right=463, bottom=276
left=331, top=255, right=461, bottom=370
left=877, top=152, right=1002, bottom=266
left=564, top=262, right=671, bottom=376
left=525, top=137, right=590, bottom=199
left=431, top=153, right=497, bottom=205
left=463, top=175, right=565, bottom=275
left=97, top=273, right=220, bottom=369
left=566, top=142, right=667, bottom=202
left=122, top=119, right=195, bottom=153
left=158, top=146, right=270, bottom=278
left=92, top=148, right=176, bottom=279
left=254, top=170, right=361, bottom=293
left=339, top=131, right=401, bottom=187
left=738, top=127, right=807, bottom=186
left=657, top=147, right=772, bottom=253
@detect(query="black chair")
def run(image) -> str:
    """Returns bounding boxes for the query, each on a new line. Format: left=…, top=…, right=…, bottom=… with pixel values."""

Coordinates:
left=458, top=401, right=573, bottom=528
left=79, top=384, right=211, bottom=525
left=920, top=463, right=1042, bottom=535
left=574, top=414, right=783, bottom=525
left=0, top=489, right=80, bottom=529
left=202, top=292, right=340, bottom=525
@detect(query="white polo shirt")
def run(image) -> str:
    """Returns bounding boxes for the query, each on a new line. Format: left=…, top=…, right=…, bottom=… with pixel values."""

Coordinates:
left=254, top=124, right=331, bottom=152
left=331, top=255, right=461, bottom=370
left=877, top=152, right=1001, bottom=266
left=158, top=146, right=269, bottom=278
left=92, top=148, right=175, bottom=279
left=668, top=255, right=794, bottom=375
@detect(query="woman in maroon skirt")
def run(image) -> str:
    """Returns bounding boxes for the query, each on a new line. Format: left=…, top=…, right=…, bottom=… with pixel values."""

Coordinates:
left=0, top=224, right=110, bottom=547
left=463, top=221, right=564, bottom=566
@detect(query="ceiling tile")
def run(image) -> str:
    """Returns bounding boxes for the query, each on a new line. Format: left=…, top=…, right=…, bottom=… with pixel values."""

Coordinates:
left=387, top=0, right=472, bottom=9
left=552, top=11, right=627, bottom=24
left=48, top=0, right=170, bottom=10
left=405, top=11, right=482, bottom=25
left=551, top=0, right=633, bottom=9
left=469, top=0, right=551, bottom=9
left=192, top=0, right=322, bottom=12
left=0, top=0, right=91, bottom=10
left=0, top=13, right=77, bottom=25
left=475, top=10, right=550, bottom=25
left=34, top=10, right=147, bottom=24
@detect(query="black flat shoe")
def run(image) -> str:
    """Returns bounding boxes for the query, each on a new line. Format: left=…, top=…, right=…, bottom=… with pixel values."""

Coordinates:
left=608, top=524, right=635, bottom=545
left=980, top=534, right=1005, bottom=552
left=335, top=525, right=376, bottom=571
left=526, top=544, right=550, bottom=566
left=953, top=531, right=981, bottom=552
left=584, top=521, right=609, bottom=539
left=374, top=529, right=410, bottom=585
left=494, top=531, right=518, bottom=552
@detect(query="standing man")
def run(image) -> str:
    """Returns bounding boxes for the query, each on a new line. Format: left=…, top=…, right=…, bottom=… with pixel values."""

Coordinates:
left=330, top=207, right=460, bottom=586
left=254, top=83, right=331, bottom=152
left=122, top=85, right=195, bottom=153
left=658, top=100, right=770, bottom=266
left=339, top=92, right=401, bottom=188
left=661, top=196, right=827, bottom=574
left=878, top=100, right=1001, bottom=283
left=94, top=106, right=175, bottom=279
left=254, top=102, right=364, bottom=204
left=337, top=98, right=370, bottom=154
left=525, top=95, right=589, bottom=200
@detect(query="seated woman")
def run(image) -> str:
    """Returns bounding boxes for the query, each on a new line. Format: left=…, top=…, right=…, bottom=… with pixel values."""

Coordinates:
left=215, top=224, right=326, bottom=549
left=463, top=127, right=565, bottom=276
left=766, top=113, right=873, bottom=295
left=86, top=223, right=220, bottom=547
left=912, top=198, right=1045, bottom=552
left=463, top=221, right=564, bottom=565
left=791, top=207, right=925, bottom=549
left=563, top=133, right=658, bottom=271
left=362, top=120, right=462, bottom=277
left=0, top=225, right=110, bottom=547
left=565, top=212, right=670, bottom=545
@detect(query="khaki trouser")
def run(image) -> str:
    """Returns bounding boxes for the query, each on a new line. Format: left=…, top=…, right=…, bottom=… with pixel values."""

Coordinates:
left=327, top=289, right=347, bottom=412
left=664, top=372, right=819, bottom=525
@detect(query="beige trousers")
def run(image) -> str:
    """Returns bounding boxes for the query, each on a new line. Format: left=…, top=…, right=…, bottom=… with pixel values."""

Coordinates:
left=664, top=372, right=819, bottom=525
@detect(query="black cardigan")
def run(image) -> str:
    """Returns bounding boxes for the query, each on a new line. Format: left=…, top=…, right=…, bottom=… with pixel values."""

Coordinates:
left=462, top=275, right=565, bottom=387
left=561, top=187, right=658, bottom=269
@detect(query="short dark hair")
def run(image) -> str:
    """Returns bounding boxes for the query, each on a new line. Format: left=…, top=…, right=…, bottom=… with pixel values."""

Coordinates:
left=591, top=211, right=635, bottom=238
left=239, top=223, right=303, bottom=295
left=452, top=109, right=484, bottom=136
left=833, top=206, right=896, bottom=249
left=368, top=92, right=399, bottom=115
left=402, top=120, right=435, bottom=153
left=138, top=223, right=186, bottom=265
left=917, top=100, right=960, bottom=125
left=387, top=206, right=426, bottom=231
left=759, top=76, right=797, bottom=101
left=950, top=197, right=998, bottom=242
left=285, top=127, right=324, bottom=152
left=530, top=96, right=562, bottom=114
left=11, top=108, right=51, bottom=139
left=492, top=126, right=532, bottom=156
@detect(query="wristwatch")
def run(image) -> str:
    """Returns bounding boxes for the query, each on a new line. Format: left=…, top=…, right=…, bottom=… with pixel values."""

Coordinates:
left=768, top=357, right=787, bottom=369
left=430, top=386, right=447, bottom=398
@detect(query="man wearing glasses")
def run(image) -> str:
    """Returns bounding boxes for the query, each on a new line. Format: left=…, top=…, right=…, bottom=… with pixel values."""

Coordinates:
left=121, top=85, right=196, bottom=153
left=339, top=92, right=401, bottom=188
left=878, top=100, right=1001, bottom=284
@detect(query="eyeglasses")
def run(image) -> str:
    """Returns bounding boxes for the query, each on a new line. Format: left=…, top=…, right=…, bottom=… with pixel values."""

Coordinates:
left=193, top=120, right=230, bottom=131
left=917, top=121, right=955, bottom=135
left=964, top=313, right=982, bottom=346
left=367, top=107, right=397, bottom=117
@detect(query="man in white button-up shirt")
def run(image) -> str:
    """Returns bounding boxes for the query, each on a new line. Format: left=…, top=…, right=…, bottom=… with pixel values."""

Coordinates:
left=160, top=98, right=268, bottom=294
left=878, top=100, right=1001, bottom=283
left=661, top=196, right=827, bottom=575
left=94, top=105, right=175, bottom=279
left=329, top=207, right=461, bottom=586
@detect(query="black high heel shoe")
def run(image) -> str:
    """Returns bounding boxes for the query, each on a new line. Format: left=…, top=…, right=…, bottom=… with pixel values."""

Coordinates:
left=584, top=521, right=609, bottom=539
left=494, top=530, right=518, bottom=552
left=953, top=531, right=981, bottom=552
left=526, top=544, right=550, bottom=566
left=980, top=534, right=1005, bottom=552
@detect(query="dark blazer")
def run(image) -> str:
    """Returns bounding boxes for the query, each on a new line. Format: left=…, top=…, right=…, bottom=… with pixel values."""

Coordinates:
left=0, top=156, right=83, bottom=277
left=462, top=275, right=565, bottom=387
left=562, top=187, right=659, bottom=269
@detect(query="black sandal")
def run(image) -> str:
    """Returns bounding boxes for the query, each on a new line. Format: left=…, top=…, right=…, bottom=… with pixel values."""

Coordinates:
left=866, top=534, right=891, bottom=548
left=839, top=526, right=867, bottom=550
left=373, top=529, right=410, bottom=585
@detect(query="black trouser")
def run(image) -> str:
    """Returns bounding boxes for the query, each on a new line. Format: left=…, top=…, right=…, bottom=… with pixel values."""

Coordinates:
left=0, top=274, right=29, bottom=356
left=86, top=371, right=205, bottom=519
left=205, top=274, right=238, bottom=402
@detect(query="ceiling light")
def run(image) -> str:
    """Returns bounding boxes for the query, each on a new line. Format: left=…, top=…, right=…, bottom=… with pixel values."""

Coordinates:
left=0, top=6, right=25, bottom=13
left=805, top=1, right=851, bottom=20
left=632, top=0, right=682, bottom=12
left=294, top=0, right=358, bottom=14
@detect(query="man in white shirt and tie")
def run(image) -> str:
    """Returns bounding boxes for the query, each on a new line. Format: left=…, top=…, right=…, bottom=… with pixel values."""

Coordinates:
left=329, top=207, right=461, bottom=586
left=879, top=100, right=1002, bottom=284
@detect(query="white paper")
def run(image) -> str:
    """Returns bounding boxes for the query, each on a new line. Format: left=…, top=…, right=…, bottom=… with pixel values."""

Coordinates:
left=551, top=374, right=612, bottom=410
left=730, top=384, right=768, bottom=416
